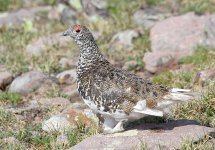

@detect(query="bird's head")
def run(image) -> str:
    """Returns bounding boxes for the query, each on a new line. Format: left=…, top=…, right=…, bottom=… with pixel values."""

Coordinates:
left=63, top=25, right=93, bottom=43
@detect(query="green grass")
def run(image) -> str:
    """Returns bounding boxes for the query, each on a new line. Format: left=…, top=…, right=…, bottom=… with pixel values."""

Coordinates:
left=178, top=46, right=215, bottom=66
left=152, top=71, right=174, bottom=87
left=0, top=108, right=98, bottom=149
left=0, top=109, right=17, bottom=130
left=43, top=0, right=57, bottom=5
left=107, top=0, right=143, bottom=29
left=44, top=86, right=70, bottom=99
left=0, top=0, right=10, bottom=11
left=15, top=125, right=96, bottom=150
left=172, top=87, right=215, bottom=128
left=0, top=22, right=72, bottom=75
left=180, top=0, right=215, bottom=14
left=152, top=70, right=195, bottom=88
left=15, top=125, right=57, bottom=149
left=153, top=46, right=215, bottom=88
left=0, top=0, right=22, bottom=11
left=0, top=92, right=23, bottom=105
left=179, top=135, right=214, bottom=150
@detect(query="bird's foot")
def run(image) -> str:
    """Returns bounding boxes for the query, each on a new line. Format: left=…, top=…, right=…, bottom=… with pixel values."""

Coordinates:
left=103, top=120, right=126, bottom=134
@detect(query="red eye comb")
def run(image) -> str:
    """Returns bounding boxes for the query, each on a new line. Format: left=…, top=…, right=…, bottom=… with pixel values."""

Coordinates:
left=73, top=25, right=81, bottom=31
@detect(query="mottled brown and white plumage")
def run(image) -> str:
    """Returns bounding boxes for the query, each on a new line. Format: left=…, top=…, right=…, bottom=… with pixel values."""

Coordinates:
left=63, top=25, right=196, bottom=133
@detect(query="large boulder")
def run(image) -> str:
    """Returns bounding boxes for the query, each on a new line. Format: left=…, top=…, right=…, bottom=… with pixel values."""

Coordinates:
left=109, top=29, right=140, bottom=52
left=0, top=6, right=51, bottom=27
left=81, top=0, right=108, bottom=20
left=57, top=69, right=77, bottom=84
left=70, top=120, right=215, bottom=150
left=144, top=13, right=215, bottom=73
left=133, top=7, right=171, bottom=29
left=9, top=71, right=47, bottom=96
left=0, top=71, right=13, bottom=90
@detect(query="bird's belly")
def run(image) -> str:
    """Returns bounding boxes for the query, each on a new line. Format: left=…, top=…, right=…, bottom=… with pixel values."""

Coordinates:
left=83, top=98, right=161, bottom=122
left=83, top=98, right=129, bottom=119
left=83, top=98, right=112, bottom=116
left=83, top=98, right=98, bottom=111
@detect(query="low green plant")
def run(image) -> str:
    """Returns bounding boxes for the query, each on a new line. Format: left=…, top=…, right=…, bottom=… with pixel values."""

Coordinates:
left=0, top=0, right=10, bottom=11
left=107, top=0, right=143, bottom=29
left=0, top=92, right=22, bottom=105
left=145, top=0, right=163, bottom=6
left=43, top=0, right=56, bottom=5
left=0, top=109, right=16, bottom=128
left=152, top=71, right=174, bottom=86
left=181, top=0, right=215, bottom=14
left=179, top=47, right=210, bottom=65
left=172, top=87, right=215, bottom=127
left=180, top=135, right=214, bottom=150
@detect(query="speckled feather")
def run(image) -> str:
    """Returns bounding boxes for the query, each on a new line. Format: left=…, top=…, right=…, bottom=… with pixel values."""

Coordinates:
left=64, top=25, right=170, bottom=116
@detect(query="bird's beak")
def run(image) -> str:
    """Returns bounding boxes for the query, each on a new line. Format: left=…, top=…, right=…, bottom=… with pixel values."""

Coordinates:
left=62, top=29, right=70, bottom=36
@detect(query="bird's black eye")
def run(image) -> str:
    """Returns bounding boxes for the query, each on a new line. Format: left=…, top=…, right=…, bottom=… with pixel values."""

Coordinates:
left=76, top=29, right=80, bottom=33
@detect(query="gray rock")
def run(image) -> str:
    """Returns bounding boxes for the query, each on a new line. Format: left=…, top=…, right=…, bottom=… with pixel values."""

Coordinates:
left=59, top=57, right=77, bottom=69
left=26, top=32, right=70, bottom=56
left=61, top=84, right=81, bottom=102
left=0, top=45, right=6, bottom=53
left=42, top=105, right=98, bottom=132
left=0, top=65, right=6, bottom=72
left=65, top=102, right=87, bottom=110
left=7, top=97, right=71, bottom=115
left=205, top=14, right=215, bottom=48
left=37, top=97, right=71, bottom=108
left=6, top=100, right=40, bottom=114
left=9, top=71, right=46, bottom=96
left=0, top=6, right=51, bottom=27
left=56, top=69, right=82, bottom=102
left=60, top=4, right=77, bottom=24
left=70, top=120, right=215, bottom=150
left=109, top=29, right=139, bottom=52
left=42, top=115, right=72, bottom=133
left=61, top=104, right=98, bottom=128
left=2, top=137, right=20, bottom=145
left=56, top=69, right=77, bottom=84
left=144, top=13, right=215, bottom=73
left=91, top=31, right=102, bottom=40
left=193, top=67, right=215, bottom=87
left=122, top=60, right=137, bottom=70
left=143, top=51, right=174, bottom=73
left=133, top=7, right=171, bottom=29
left=48, top=7, right=61, bottom=21
left=81, top=0, right=108, bottom=19
left=0, top=71, right=13, bottom=89
left=56, top=133, right=69, bottom=146
left=69, top=0, right=82, bottom=11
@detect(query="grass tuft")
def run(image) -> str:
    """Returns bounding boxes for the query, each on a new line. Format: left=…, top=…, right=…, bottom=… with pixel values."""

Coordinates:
left=0, top=92, right=23, bottom=105
left=172, top=86, right=215, bottom=127
left=181, top=0, right=215, bottom=14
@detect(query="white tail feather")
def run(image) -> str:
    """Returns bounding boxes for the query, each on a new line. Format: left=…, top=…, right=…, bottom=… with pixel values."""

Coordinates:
left=157, top=88, right=199, bottom=114
left=164, top=88, right=197, bottom=102
left=134, top=108, right=163, bottom=117
left=132, top=88, right=198, bottom=117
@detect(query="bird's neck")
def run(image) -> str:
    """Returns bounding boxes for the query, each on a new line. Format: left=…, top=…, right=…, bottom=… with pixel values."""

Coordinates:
left=76, top=39, right=108, bottom=74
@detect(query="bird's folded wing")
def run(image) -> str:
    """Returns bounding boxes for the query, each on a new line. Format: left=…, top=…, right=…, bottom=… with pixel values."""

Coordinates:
left=132, top=100, right=164, bottom=117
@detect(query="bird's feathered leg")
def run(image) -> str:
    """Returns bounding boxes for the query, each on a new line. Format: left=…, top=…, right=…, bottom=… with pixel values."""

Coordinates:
left=103, top=118, right=127, bottom=134
left=102, top=116, right=117, bottom=134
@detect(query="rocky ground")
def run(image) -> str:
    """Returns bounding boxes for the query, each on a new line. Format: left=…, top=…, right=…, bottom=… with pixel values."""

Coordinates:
left=0, top=0, right=215, bottom=149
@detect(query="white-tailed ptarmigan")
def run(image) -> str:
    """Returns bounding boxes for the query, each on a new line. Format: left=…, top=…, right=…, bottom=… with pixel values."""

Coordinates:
left=63, top=25, right=196, bottom=134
